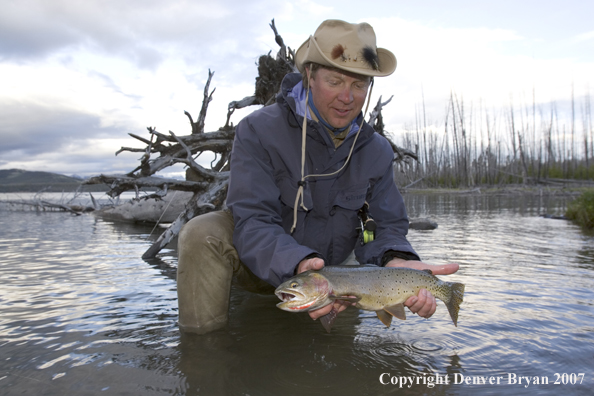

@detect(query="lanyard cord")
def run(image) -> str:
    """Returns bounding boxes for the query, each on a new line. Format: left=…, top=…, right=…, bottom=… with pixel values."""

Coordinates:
left=291, top=75, right=375, bottom=234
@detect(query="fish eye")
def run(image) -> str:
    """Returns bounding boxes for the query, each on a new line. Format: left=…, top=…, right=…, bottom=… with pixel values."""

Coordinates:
left=290, top=282, right=298, bottom=288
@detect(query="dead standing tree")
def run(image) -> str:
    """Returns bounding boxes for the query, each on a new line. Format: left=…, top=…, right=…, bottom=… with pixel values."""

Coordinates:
left=86, top=19, right=416, bottom=259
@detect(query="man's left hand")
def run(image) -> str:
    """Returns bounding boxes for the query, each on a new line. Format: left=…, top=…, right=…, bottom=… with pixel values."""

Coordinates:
left=385, top=259, right=459, bottom=319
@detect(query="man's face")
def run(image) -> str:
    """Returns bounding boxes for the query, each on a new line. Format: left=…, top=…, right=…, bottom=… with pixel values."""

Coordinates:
left=308, top=67, right=371, bottom=129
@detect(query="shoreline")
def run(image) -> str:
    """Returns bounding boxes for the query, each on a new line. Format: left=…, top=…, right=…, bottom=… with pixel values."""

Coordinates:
left=402, top=184, right=592, bottom=196
left=1, top=184, right=590, bottom=197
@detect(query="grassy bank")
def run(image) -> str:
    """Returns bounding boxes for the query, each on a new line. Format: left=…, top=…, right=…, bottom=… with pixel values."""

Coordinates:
left=565, top=188, right=594, bottom=229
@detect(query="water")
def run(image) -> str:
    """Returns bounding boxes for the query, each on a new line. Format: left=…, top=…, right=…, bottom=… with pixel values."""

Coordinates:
left=0, top=192, right=592, bottom=395
left=0, top=191, right=144, bottom=210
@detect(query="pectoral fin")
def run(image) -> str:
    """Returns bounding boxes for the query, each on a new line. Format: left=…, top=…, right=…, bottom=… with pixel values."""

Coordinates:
left=319, top=308, right=338, bottom=333
left=383, top=303, right=407, bottom=320
left=319, top=296, right=361, bottom=333
left=376, top=310, right=393, bottom=327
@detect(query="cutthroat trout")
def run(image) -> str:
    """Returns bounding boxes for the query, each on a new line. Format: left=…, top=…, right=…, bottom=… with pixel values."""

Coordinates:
left=275, top=266, right=465, bottom=333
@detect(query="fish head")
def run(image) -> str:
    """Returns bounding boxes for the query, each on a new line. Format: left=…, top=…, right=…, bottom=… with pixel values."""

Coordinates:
left=275, top=271, right=332, bottom=312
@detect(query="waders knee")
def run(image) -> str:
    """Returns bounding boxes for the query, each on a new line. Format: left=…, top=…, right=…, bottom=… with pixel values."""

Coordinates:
left=177, top=211, right=237, bottom=334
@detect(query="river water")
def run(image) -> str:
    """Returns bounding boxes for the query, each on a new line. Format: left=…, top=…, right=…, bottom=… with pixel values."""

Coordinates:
left=0, top=192, right=592, bottom=395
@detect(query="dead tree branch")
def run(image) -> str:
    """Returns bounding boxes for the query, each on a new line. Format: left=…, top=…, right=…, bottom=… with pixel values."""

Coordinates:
left=85, top=174, right=212, bottom=197
left=141, top=178, right=228, bottom=259
left=187, top=69, right=215, bottom=135
left=368, top=96, right=418, bottom=164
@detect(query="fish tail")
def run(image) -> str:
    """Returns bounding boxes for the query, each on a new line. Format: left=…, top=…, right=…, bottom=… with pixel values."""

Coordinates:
left=443, top=282, right=465, bottom=327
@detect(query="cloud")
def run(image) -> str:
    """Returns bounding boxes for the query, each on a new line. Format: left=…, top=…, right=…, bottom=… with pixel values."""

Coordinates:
left=361, top=16, right=594, bottom=132
left=0, top=1, right=592, bottom=177
left=0, top=0, right=286, bottom=70
left=0, top=0, right=80, bottom=60
left=0, top=99, right=124, bottom=156
left=575, top=30, right=594, bottom=42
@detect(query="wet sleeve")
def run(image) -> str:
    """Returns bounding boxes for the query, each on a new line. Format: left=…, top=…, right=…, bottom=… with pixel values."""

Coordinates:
left=226, top=118, right=317, bottom=287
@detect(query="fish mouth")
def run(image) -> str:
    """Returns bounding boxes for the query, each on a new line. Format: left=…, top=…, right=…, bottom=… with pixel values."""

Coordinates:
left=275, top=288, right=318, bottom=311
left=275, top=289, right=304, bottom=303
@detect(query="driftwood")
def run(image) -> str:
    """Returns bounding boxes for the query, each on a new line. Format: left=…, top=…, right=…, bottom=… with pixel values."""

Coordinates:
left=86, top=19, right=417, bottom=259
left=3, top=198, right=95, bottom=214
left=85, top=174, right=212, bottom=197
left=409, top=218, right=438, bottom=230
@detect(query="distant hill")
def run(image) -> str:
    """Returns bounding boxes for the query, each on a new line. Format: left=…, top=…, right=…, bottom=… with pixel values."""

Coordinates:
left=0, top=169, right=108, bottom=192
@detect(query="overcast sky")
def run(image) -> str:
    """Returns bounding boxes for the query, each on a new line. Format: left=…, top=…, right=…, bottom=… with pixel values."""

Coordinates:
left=1, top=0, right=592, bottom=178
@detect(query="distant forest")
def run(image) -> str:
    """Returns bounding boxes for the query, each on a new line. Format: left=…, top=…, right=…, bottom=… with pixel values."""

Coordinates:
left=394, top=90, right=594, bottom=188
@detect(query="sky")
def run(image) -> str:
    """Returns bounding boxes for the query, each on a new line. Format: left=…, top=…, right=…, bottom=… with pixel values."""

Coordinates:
left=1, top=0, right=592, bottom=178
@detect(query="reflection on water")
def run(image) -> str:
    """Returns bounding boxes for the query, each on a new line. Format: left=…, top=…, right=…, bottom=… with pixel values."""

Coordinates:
left=0, top=193, right=593, bottom=395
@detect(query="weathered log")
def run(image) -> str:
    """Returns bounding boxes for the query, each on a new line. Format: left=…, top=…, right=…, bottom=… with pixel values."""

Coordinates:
left=3, top=199, right=92, bottom=214
left=85, top=174, right=212, bottom=197
left=40, top=200, right=83, bottom=215
left=94, top=191, right=195, bottom=223
left=409, top=218, right=438, bottom=230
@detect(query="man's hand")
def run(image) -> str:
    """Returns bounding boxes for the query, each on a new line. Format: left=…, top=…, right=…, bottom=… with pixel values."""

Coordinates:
left=385, top=259, right=459, bottom=319
left=295, top=257, right=353, bottom=321
left=296, top=257, right=325, bottom=274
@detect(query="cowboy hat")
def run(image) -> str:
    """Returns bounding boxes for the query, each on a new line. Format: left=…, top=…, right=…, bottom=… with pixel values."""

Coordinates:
left=295, top=19, right=396, bottom=77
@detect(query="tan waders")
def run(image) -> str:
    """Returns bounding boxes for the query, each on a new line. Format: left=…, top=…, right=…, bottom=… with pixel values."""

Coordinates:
left=177, top=210, right=275, bottom=334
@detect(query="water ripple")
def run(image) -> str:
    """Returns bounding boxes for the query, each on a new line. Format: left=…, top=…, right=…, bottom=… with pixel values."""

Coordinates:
left=1, top=194, right=593, bottom=395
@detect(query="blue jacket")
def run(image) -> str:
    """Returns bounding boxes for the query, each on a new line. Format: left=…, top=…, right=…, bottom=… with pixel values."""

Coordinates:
left=227, top=73, right=418, bottom=286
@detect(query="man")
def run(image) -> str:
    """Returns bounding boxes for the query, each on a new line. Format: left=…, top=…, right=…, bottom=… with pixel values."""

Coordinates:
left=177, top=19, right=458, bottom=334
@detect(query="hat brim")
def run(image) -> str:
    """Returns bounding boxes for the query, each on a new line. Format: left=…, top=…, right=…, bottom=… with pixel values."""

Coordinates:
left=295, top=35, right=396, bottom=77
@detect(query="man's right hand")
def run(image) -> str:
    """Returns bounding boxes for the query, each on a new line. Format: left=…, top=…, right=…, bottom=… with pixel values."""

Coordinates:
left=296, top=258, right=353, bottom=320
